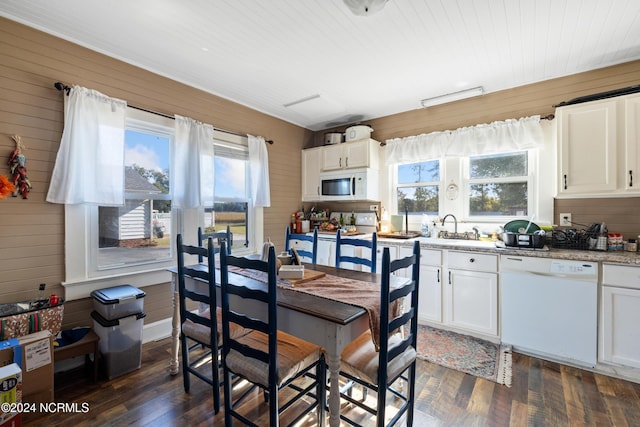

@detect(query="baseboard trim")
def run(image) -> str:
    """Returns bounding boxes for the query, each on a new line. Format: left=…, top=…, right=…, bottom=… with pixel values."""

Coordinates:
left=142, top=317, right=172, bottom=344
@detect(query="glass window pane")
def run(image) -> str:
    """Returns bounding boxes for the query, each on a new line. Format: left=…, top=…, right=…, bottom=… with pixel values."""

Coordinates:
left=469, top=182, right=528, bottom=216
left=204, top=202, right=247, bottom=250
left=98, top=129, right=171, bottom=268
left=398, top=161, right=439, bottom=184
left=215, top=157, right=246, bottom=199
left=397, top=186, right=439, bottom=215
left=470, top=152, right=527, bottom=179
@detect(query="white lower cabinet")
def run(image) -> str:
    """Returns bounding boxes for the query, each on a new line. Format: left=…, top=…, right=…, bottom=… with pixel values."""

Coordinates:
left=416, top=248, right=443, bottom=324
left=443, top=251, right=499, bottom=338
left=600, top=264, right=640, bottom=368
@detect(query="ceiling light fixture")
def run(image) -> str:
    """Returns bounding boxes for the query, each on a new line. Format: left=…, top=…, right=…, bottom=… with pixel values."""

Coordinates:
left=343, top=0, right=389, bottom=16
left=420, top=86, right=485, bottom=108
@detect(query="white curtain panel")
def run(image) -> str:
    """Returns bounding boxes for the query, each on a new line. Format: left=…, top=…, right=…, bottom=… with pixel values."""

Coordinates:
left=385, top=115, right=544, bottom=164
left=46, top=86, right=127, bottom=205
left=248, top=134, right=271, bottom=207
left=173, top=115, right=215, bottom=208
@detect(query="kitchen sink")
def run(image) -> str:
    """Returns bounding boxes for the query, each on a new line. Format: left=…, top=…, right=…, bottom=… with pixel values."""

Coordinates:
left=437, top=230, right=479, bottom=240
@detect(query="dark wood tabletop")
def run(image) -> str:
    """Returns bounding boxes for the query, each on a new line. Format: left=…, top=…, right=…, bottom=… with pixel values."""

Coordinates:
left=169, top=262, right=387, bottom=325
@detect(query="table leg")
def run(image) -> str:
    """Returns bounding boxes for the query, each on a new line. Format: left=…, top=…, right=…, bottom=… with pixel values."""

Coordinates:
left=327, top=350, right=342, bottom=427
left=169, top=274, right=180, bottom=375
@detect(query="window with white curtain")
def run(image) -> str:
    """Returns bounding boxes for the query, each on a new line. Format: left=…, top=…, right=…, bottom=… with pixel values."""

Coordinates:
left=63, top=109, right=257, bottom=300
left=205, top=138, right=253, bottom=251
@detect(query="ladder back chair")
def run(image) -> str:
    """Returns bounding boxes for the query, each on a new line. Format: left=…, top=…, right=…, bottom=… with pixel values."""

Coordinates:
left=197, top=225, right=232, bottom=263
left=335, top=231, right=378, bottom=273
left=338, top=240, right=420, bottom=427
left=176, top=234, right=246, bottom=414
left=219, top=242, right=326, bottom=426
left=284, top=227, right=318, bottom=264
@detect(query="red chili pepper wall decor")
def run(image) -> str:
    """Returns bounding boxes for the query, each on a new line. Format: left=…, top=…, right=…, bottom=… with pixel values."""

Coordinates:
left=8, top=135, right=32, bottom=199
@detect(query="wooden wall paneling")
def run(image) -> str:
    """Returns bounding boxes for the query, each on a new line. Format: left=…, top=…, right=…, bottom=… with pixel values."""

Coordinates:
left=0, top=17, right=307, bottom=333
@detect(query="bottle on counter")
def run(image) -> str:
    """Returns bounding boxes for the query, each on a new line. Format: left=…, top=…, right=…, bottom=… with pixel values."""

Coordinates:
left=339, top=213, right=344, bottom=227
left=350, top=211, right=356, bottom=226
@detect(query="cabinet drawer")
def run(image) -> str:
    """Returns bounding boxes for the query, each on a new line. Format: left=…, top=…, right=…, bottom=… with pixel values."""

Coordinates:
left=602, top=264, right=640, bottom=289
left=448, top=251, right=497, bottom=273
left=420, top=248, right=442, bottom=266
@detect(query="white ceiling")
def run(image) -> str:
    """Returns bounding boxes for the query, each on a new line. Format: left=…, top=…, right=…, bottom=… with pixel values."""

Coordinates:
left=2, top=0, right=640, bottom=131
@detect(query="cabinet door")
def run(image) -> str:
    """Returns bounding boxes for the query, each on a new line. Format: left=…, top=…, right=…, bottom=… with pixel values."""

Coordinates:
left=301, top=148, right=322, bottom=201
left=343, top=140, right=369, bottom=169
left=444, top=269, right=498, bottom=336
left=321, top=144, right=344, bottom=171
left=623, top=93, right=640, bottom=192
left=558, top=99, right=617, bottom=194
left=600, top=286, right=640, bottom=368
left=418, top=264, right=442, bottom=324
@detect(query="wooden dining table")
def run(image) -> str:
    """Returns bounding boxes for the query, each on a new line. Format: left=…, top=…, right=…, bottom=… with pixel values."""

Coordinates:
left=167, top=262, right=406, bottom=427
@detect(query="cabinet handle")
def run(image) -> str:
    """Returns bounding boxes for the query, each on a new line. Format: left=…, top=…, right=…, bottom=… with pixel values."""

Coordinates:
left=630, top=170, right=633, bottom=187
left=339, top=158, right=342, bottom=168
left=469, top=258, right=475, bottom=263
left=317, top=186, right=319, bottom=195
left=448, top=271, right=452, bottom=285
left=437, top=268, right=440, bottom=283
left=563, top=174, right=567, bottom=190
left=345, top=157, right=349, bottom=168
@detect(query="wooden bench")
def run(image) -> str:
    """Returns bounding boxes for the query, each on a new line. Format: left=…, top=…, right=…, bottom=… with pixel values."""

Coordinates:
left=54, top=329, right=100, bottom=382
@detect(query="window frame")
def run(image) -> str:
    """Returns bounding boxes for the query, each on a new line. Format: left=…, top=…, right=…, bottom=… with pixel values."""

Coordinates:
left=62, top=109, right=259, bottom=300
left=462, top=150, right=536, bottom=222
left=394, top=159, right=443, bottom=216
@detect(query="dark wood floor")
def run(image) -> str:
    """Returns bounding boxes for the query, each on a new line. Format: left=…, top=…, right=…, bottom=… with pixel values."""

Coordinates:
left=23, top=337, right=640, bottom=426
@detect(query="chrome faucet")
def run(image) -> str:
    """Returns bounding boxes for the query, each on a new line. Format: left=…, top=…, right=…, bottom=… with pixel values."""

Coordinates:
left=441, top=214, right=457, bottom=234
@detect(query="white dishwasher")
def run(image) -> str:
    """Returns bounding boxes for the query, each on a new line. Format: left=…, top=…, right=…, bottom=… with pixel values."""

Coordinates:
left=500, top=255, right=598, bottom=367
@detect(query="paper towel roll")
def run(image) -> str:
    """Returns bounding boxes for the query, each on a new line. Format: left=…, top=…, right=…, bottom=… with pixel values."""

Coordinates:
left=301, top=220, right=310, bottom=233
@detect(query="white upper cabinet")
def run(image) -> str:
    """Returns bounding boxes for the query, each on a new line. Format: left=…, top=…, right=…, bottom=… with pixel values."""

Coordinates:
left=301, top=147, right=322, bottom=201
left=321, top=139, right=379, bottom=171
left=623, top=94, right=640, bottom=192
left=557, top=92, right=640, bottom=196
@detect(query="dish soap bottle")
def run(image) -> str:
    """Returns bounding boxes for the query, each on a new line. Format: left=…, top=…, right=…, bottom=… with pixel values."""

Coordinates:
left=421, top=214, right=430, bottom=237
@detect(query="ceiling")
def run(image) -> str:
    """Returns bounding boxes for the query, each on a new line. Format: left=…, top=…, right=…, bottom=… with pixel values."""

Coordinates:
left=2, top=0, right=640, bottom=131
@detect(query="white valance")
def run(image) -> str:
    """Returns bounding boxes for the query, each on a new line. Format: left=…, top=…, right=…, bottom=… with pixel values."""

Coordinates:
left=47, top=86, right=127, bottom=205
left=248, top=134, right=271, bottom=207
left=385, top=115, right=544, bottom=164
left=172, top=115, right=215, bottom=208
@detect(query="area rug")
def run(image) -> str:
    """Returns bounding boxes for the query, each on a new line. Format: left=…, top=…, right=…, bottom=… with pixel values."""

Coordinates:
left=416, top=325, right=512, bottom=387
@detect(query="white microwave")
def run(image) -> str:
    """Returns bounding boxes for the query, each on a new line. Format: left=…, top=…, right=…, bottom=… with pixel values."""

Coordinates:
left=319, top=169, right=378, bottom=201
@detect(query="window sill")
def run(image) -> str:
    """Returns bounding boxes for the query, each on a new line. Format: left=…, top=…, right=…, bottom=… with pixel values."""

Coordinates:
left=62, top=268, right=172, bottom=301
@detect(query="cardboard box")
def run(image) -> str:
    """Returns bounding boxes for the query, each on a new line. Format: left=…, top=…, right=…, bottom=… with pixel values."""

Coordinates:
left=0, top=363, right=22, bottom=427
left=0, top=331, right=53, bottom=405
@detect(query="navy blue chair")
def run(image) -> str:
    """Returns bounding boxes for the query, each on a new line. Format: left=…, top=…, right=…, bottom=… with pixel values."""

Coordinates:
left=285, top=227, right=318, bottom=264
left=335, top=231, right=377, bottom=273
left=197, top=226, right=231, bottom=262
left=338, top=240, right=420, bottom=427
left=176, top=234, right=246, bottom=414
left=219, top=242, right=326, bottom=426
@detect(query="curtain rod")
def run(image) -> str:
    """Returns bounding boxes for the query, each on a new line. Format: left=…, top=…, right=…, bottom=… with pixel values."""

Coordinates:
left=53, top=82, right=274, bottom=144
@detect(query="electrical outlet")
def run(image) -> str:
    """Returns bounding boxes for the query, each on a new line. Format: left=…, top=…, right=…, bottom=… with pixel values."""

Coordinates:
left=369, top=205, right=378, bottom=211
left=560, top=213, right=572, bottom=226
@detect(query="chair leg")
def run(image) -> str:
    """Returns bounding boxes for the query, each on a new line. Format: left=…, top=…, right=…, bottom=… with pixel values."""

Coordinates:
left=223, top=363, right=233, bottom=427
left=377, top=382, right=387, bottom=427
left=180, top=335, right=190, bottom=392
left=211, top=350, right=220, bottom=413
left=317, top=355, right=326, bottom=427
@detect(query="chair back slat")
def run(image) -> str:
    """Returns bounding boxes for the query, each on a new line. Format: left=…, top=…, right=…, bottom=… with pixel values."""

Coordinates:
left=336, top=231, right=377, bottom=273
left=285, top=227, right=318, bottom=264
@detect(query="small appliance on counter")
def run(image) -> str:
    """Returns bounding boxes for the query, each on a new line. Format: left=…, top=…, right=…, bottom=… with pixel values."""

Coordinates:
left=501, top=219, right=546, bottom=249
